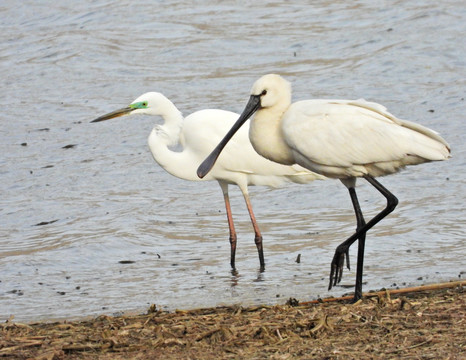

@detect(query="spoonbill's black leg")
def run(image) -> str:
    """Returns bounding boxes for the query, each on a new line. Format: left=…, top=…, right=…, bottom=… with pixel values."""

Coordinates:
left=329, top=175, right=398, bottom=301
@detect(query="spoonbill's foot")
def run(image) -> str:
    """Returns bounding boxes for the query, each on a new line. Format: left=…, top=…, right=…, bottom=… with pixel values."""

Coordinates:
left=328, top=245, right=350, bottom=290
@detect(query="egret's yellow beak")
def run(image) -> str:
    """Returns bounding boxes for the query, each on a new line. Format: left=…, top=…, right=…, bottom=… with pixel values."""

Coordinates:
left=91, top=107, right=134, bottom=123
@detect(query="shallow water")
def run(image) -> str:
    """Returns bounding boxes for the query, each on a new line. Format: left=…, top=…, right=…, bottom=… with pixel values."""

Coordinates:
left=1, top=0, right=465, bottom=322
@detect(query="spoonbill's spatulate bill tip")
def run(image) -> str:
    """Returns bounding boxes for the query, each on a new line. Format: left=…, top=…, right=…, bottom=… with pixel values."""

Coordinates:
left=196, top=152, right=216, bottom=179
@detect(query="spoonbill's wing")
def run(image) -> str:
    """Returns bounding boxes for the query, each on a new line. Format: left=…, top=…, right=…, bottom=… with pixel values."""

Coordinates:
left=282, top=99, right=449, bottom=177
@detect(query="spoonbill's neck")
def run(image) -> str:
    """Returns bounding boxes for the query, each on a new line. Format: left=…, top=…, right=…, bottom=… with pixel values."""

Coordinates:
left=249, top=105, right=295, bottom=165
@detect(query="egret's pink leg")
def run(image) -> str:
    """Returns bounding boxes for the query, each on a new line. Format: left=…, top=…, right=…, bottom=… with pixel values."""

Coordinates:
left=220, top=185, right=237, bottom=269
left=243, top=193, right=265, bottom=270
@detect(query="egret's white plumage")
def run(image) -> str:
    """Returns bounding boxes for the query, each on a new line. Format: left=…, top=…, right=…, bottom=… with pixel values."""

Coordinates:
left=92, top=92, right=325, bottom=270
left=198, top=74, right=450, bottom=300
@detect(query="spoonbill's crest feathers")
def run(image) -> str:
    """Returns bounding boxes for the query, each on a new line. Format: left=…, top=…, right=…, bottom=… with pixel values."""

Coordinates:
left=251, top=74, right=292, bottom=109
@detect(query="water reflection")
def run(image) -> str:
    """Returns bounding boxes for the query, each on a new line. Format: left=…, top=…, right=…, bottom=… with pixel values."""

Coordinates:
left=230, top=269, right=240, bottom=287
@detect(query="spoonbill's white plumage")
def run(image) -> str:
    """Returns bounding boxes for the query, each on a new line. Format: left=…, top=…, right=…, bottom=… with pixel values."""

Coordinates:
left=92, top=92, right=325, bottom=270
left=198, top=74, right=451, bottom=301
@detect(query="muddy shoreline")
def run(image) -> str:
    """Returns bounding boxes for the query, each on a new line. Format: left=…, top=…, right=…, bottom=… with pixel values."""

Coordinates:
left=1, top=281, right=464, bottom=359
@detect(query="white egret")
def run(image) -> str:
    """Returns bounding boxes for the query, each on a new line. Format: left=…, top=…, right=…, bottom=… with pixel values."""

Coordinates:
left=92, top=92, right=325, bottom=270
left=198, top=74, right=451, bottom=301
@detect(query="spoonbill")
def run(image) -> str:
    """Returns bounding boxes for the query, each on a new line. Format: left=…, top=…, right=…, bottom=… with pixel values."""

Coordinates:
left=197, top=74, right=451, bottom=301
left=91, top=92, right=325, bottom=270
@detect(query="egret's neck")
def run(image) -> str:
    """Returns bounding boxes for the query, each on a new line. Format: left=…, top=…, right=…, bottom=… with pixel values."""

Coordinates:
left=249, top=106, right=295, bottom=165
left=155, top=102, right=184, bottom=147
left=147, top=104, right=196, bottom=180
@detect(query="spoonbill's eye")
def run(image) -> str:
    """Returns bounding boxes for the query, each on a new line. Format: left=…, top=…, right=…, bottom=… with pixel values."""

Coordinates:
left=261, top=90, right=267, bottom=96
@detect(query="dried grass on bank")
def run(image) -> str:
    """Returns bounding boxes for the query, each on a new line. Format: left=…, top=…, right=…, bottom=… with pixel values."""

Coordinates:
left=1, top=281, right=464, bottom=359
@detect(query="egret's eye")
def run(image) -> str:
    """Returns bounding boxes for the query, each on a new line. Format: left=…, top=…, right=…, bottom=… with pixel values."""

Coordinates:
left=261, top=90, right=267, bottom=96
left=142, top=102, right=148, bottom=107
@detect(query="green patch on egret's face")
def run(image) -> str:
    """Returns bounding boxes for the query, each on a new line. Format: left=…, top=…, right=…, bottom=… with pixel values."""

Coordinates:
left=129, top=101, right=148, bottom=109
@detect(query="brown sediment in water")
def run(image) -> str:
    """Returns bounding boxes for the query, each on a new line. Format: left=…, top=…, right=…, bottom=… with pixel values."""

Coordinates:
left=1, top=281, right=464, bottom=359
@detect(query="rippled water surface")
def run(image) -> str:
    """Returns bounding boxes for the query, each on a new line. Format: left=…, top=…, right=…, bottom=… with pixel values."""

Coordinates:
left=1, top=0, right=465, bottom=322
